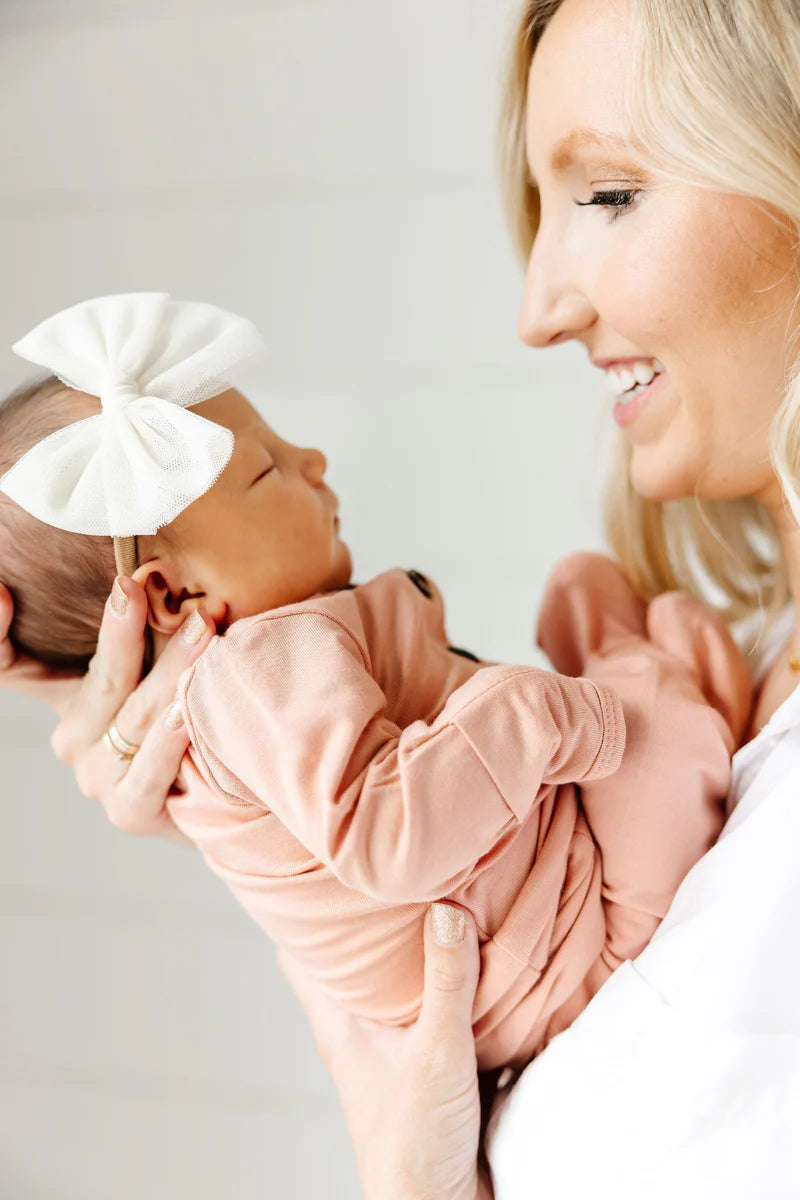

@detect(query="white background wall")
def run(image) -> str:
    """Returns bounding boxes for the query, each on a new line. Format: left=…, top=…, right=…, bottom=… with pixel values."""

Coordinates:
left=0, top=1, right=610, bottom=1196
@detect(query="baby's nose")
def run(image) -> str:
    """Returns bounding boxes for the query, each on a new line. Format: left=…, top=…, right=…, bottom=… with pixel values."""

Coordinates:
left=302, top=447, right=327, bottom=482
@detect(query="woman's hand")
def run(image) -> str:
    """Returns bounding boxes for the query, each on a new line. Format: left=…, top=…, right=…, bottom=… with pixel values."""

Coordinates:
left=0, top=576, right=216, bottom=845
left=279, top=904, right=492, bottom=1200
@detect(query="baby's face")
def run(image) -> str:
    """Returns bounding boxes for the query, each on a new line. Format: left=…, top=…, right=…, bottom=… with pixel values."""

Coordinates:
left=143, top=390, right=352, bottom=629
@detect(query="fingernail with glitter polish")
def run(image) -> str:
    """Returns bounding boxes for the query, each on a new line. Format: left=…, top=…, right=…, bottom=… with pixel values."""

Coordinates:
left=110, top=577, right=129, bottom=617
left=431, top=903, right=466, bottom=946
left=180, top=610, right=206, bottom=646
left=164, top=699, right=184, bottom=730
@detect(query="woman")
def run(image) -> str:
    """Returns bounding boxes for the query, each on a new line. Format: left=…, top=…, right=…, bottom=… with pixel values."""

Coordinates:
left=2, top=0, right=799, bottom=1194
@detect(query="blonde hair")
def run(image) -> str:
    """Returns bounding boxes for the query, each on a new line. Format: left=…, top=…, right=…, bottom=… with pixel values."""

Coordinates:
left=499, top=0, right=800, bottom=648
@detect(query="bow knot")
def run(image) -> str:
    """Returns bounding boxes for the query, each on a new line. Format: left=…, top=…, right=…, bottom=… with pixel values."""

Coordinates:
left=102, top=374, right=141, bottom=413
left=0, top=292, right=265, bottom=537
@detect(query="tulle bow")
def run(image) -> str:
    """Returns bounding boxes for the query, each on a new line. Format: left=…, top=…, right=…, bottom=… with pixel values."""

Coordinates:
left=0, top=292, right=265, bottom=536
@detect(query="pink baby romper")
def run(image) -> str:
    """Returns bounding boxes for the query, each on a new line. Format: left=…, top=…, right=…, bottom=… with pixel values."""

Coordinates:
left=168, top=554, right=750, bottom=1068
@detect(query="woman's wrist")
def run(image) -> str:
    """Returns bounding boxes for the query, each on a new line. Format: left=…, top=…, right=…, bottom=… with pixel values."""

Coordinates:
left=282, top=906, right=485, bottom=1200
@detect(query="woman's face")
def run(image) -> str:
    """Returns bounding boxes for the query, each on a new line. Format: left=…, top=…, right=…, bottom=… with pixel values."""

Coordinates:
left=519, top=0, right=799, bottom=506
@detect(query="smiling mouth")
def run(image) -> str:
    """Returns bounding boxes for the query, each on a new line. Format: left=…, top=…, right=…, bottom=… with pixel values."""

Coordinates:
left=604, top=359, right=665, bottom=403
left=612, top=369, right=668, bottom=427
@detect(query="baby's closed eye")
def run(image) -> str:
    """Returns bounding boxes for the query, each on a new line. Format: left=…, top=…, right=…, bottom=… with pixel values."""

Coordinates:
left=250, top=464, right=275, bottom=486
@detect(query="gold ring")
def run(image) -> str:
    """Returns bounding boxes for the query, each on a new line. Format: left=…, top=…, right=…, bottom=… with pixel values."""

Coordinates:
left=103, top=721, right=141, bottom=762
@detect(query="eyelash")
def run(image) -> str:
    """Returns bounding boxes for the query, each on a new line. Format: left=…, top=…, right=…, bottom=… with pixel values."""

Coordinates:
left=575, top=189, right=639, bottom=220
left=253, top=466, right=274, bottom=485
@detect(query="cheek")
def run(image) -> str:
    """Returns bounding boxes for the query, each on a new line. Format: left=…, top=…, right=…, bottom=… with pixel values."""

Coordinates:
left=604, top=196, right=795, bottom=352
left=271, top=490, right=330, bottom=563
left=592, top=208, right=710, bottom=348
left=590, top=195, right=798, bottom=504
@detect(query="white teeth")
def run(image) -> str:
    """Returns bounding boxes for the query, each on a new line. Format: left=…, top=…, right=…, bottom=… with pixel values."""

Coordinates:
left=632, top=361, right=656, bottom=386
left=603, top=359, right=663, bottom=397
left=618, top=382, right=649, bottom=405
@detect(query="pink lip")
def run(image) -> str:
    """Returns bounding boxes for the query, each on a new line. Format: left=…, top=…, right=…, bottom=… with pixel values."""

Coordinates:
left=613, top=371, right=667, bottom=427
left=593, top=355, right=659, bottom=371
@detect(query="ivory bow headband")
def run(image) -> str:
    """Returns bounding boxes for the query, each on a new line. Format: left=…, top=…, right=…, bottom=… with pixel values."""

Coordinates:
left=0, top=292, right=265, bottom=577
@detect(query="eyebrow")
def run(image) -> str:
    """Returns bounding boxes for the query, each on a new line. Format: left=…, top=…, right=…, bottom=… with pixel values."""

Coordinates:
left=528, top=128, right=635, bottom=187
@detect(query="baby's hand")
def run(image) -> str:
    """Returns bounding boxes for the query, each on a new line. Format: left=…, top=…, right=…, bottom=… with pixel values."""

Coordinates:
left=537, top=554, right=752, bottom=748
left=537, top=552, right=647, bottom=676
left=647, top=590, right=753, bottom=747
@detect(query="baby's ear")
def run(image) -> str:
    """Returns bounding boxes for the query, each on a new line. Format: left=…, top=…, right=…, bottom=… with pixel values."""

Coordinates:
left=131, top=559, right=206, bottom=635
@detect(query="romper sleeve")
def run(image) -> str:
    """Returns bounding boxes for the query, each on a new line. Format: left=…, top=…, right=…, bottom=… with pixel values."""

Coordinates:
left=537, top=552, right=752, bottom=967
left=179, top=604, right=625, bottom=905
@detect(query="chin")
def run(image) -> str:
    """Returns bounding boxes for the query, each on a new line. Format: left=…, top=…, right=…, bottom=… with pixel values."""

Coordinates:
left=336, top=557, right=354, bottom=589
left=328, top=544, right=353, bottom=591
left=628, top=447, right=700, bottom=504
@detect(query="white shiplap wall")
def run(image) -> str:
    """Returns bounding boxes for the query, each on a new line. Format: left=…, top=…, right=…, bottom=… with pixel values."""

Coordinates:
left=0, top=2, right=609, bottom=1196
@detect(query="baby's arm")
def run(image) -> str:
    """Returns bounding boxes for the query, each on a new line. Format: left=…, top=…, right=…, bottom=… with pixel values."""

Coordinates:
left=179, top=607, right=625, bottom=905
left=537, top=552, right=752, bottom=968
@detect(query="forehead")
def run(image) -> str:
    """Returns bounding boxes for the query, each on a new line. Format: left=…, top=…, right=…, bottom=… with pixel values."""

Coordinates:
left=525, top=0, right=633, bottom=177
left=196, top=389, right=270, bottom=441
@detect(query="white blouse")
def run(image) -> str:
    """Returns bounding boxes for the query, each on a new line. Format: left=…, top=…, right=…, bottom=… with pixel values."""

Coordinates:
left=488, top=671, right=800, bottom=1199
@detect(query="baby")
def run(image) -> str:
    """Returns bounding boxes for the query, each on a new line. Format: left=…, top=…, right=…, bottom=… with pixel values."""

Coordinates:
left=2, top=382, right=751, bottom=1067
left=0, top=302, right=752, bottom=1071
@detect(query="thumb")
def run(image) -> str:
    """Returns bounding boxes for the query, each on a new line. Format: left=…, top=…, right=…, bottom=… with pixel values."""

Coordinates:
left=417, top=903, right=480, bottom=1043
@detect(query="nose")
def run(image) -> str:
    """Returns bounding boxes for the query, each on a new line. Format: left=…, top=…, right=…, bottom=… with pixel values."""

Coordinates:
left=300, top=445, right=328, bottom=485
left=517, top=232, right=597, bottom=349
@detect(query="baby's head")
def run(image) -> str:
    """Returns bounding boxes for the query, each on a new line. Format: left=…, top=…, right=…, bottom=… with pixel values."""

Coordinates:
left=0, top=381, right=352, bottom=669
